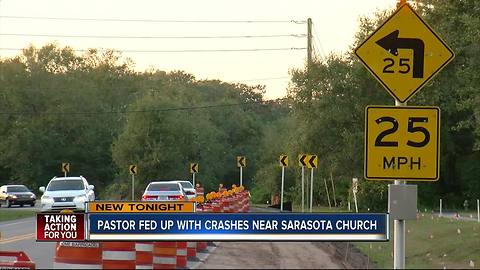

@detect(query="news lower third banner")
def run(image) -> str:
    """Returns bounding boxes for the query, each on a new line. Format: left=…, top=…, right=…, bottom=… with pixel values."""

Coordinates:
left=87, top=213, right=388, bottom=241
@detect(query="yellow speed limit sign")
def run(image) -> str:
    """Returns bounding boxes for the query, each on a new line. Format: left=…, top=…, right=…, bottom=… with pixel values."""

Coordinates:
left=365, top=106, right=440, bottom=181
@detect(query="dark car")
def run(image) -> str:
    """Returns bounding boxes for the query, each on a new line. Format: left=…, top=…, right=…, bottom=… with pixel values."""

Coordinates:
left=0, top=185, right=36, bottom=207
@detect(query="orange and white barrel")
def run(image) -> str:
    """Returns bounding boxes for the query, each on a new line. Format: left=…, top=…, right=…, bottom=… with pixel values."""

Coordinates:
left=196, top=205, right=209, bottom=252
left=176, top=242, right=188, bottom=268
left=195, top=187, right=204, bottom=198
left=212, top=201, right=222, bottom=213
left=187, top=242, right=198, bottom=260
left=0, top=251, right=35, bottom=270
left=102, top=242, right=136, bottom=269
left=135, top=242, right=153, bottom=269
left=152, top=242, right=176, bottom=269
left=53, top=241, right=102, bottom=269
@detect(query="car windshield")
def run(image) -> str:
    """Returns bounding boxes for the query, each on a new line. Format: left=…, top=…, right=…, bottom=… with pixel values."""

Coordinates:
left=47, top=180, right=84, bottom=191
left=147, top=183, right=180, bottom=191
left=177, top=182, right=193, bottom=189
left=7, top=186, right=29, bottom=192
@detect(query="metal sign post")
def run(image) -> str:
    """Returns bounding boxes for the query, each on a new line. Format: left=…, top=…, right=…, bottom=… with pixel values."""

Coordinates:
left=299, top=155, right=308, bottom=213
left=280, top=166, right=285, bottom=212
left=393, top=100, right=406, bottom=269
left=309, top=168, right=314, bottom=212
left=352, top=178, right=359, bottom=213
left=301, top=166, right=305, bottom=213
left=131, top=174, right=135, bottom=201
left=240, top=167, right=243, bottom=187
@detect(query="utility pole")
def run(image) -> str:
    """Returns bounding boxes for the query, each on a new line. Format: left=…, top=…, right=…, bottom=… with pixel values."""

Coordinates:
left=307, top=18, right=313, bottom=74
left=307, top=18, right=313, bottom=101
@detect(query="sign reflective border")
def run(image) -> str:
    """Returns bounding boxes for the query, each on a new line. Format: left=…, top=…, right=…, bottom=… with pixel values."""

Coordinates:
left=365, top=106, right=440, bottom=181
left=355, top=4, right=454, bottom=103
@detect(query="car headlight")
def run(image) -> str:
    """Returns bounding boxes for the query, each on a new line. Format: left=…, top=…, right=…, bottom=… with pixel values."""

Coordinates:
left=74, top=195, right=87, bottom=202
left=30, top=194, right=36, bottom=199
left=10, top=195, right=17, bottom=199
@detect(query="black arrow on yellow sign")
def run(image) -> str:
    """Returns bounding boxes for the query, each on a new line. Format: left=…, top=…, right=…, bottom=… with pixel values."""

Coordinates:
left=299, top=154, right=308, bottom=167
left=62, top=163, right=70, bottom=173
left=129, top=165, right=137, bottom=175
left=376, top=30, right=424, bottom=78
left=190, top=163, right=198, bottom=174
left=237, top=156, right=246, bottom=167
left=280, top=155, right=288, bottom=167
left=308, top=155, right=318, bottom=169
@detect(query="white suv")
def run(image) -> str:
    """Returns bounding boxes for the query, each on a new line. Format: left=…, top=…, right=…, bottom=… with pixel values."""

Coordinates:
left=39, top=176, right=95, bottom=212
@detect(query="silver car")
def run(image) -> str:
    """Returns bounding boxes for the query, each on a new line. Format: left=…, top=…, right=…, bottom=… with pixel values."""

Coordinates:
left=170, top=181, right=196, bottom=201
left=141, top=181, right=186, bottom=201
left=39, top=176, right=95, bottom=212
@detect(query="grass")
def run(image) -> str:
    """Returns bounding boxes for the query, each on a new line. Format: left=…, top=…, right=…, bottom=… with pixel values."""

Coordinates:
left=355, top=213, right=480, bottom=269
left=0, top=209, right=36, bottom=222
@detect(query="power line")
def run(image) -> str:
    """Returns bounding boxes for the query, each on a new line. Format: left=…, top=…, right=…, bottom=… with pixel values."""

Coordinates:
left=232, top=76, right=290, bottom=82
left=0, top=33, right=307, bottom=39
left=0, top=47, right=307, bottom=53
left=0, top=98, right=289, bottom=116
left=0, top=16, right=306, bottom=24
left=312, top=23, right=327, bottom=59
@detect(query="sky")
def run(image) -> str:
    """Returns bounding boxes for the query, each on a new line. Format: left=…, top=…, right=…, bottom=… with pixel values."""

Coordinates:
left=0, top=0, right=397, bottom=99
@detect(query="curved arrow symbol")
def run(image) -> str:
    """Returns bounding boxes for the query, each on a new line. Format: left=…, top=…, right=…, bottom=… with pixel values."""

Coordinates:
left=376, top=30, right=424, bottom=78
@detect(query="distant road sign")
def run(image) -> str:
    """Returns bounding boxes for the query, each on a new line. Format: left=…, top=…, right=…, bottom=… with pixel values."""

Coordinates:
left=129, top=165, right=137, bottom=175
left=190, top=163, right=199, bottom=174
left=365, top=106, right=440, bottom=181
left=298, top=154, right=308, bottom=167
left=355, top=4, right=454, bottom=103
left=279, top=155, right=288, bottom=167
left=306, top=155, right=318, bottom=169
left=237, top=156, right=246, bottom=168
left=62, top=163, right=70, bottom=173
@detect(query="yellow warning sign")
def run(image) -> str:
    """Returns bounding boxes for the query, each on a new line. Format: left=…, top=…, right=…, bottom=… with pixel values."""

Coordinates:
left=355, top=4, right=454, bottom=103
left=365, top=106, right=440, bottom=181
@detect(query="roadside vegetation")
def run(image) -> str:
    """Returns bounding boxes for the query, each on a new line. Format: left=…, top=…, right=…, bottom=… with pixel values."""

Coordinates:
left=356, top=213, right=480, bottom=269
left=0, top=209, right=36, bottom=222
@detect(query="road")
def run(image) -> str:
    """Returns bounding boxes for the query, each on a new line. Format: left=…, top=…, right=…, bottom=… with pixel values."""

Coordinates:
left=197, top=242, right=343, bottom=269
left=0, top=216, right=55, bottom=269
left=0, top=205, right=348, bottom=269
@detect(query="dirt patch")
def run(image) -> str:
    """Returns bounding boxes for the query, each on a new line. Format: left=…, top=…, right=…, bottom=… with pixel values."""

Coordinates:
left=313, top=242, right=378, bottom=269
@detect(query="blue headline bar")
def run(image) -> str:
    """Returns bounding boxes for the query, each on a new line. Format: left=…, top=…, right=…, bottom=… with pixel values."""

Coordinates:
left=87, top=213, right=388, bottom=241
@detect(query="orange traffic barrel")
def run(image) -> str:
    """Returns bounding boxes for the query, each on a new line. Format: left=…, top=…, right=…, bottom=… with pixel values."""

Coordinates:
left=0, top=251, right=35, bottom=269
left=102, top=242, right=136, bottom=269
left=176, top=242, right=188, bottom=268
left=187, top=242, right=198, bottom=260
left=136, top=242, right=153, bottom=269
left=195, top=187, right=204, bottom=197
left=53, top=241, right=102, bottom=268
left=196, top=204, right=209, bottom=252
left=153, top=242, right=177, bottom=269
left=212, top=201, right=222, bottom=212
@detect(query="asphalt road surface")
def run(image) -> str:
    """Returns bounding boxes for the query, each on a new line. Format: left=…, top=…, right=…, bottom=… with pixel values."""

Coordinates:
left=0, top=216, right=55, bottom=269
left=197, top=242, right=344, bottom=269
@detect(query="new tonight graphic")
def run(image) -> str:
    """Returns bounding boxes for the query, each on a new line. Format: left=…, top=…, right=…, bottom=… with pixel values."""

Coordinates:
left=87, top=213, right=388, bottom=241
